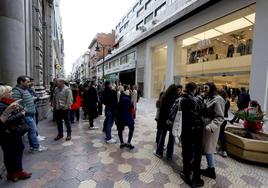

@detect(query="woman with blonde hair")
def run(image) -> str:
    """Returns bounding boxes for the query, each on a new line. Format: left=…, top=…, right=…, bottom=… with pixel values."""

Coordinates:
left=0, top=85, right=32, bottom=181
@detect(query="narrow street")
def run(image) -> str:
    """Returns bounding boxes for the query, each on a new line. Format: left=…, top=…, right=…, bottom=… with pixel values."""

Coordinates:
left=0, top=99, right=267, bottom=188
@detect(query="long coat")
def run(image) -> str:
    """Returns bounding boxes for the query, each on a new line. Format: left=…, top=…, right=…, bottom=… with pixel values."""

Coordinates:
left=202, top=95, right=225, bottom=154
left=116, top=93, right=134, bottom=130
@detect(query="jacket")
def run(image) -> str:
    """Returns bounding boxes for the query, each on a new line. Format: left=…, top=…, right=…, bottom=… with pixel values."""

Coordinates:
left=116, top=93, right=134, bottom=130
left=12, top=86, right=36, bottom=116
left=237, top=92, right=250, bottom=110
left=0, top=100, right=25, bottom=134
left=102, top=88, right=118, bottom=112
left=202, top=95, right=225, bottom=154
left=83, top=86, right=98, bottom=109
left=53, top=85, right=73, bottom=110
left=180, top=93, right=204, bottom=133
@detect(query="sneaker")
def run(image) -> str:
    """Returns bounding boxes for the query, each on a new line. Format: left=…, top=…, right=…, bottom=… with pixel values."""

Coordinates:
left=106, top=138, right=117, bottom=144
left=54, top=135, right=63, bottom=141
left=29, top=145, right=48, bottom=152
left=37, top=135, right=46, bottom=142
left=153, top=150, right=163, bottom=158
left=126, top=143, right=135, bottom=150
left=89, top=126, right=99, bottom=130
left=221, top=151, right=228, bottom=158
left=120, top=143, right=126, bottom=149
left=66, top=135, right=71, bottom=141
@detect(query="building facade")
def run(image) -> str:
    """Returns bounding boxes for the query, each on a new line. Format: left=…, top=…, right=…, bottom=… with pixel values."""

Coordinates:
left=88, top=31, right=115, bottom=82
left=103, top=0, right=268, bottom=112
left=71, top=51, right=90, bottom=83
left=0, top=0, right=64, bottom=88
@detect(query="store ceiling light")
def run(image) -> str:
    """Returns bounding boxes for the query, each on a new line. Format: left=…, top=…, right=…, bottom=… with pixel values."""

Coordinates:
left=193, top=29, right=222, bottom=40
left=182, top=37, right=200, bottom=47
left=215, top=18, right=253, bottom=34
left=182, top=13, right=255, bottom=47
left=245, top=13, right=255, bottom=23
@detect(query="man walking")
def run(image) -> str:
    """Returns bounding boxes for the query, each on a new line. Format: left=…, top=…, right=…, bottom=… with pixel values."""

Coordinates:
left=12, top=76, right=47, bottom=152
left=53, top=78, right=73, bottom=141
left=102, top=81, right=118, bottom=144
left=83, top=82, right=98, bottom=129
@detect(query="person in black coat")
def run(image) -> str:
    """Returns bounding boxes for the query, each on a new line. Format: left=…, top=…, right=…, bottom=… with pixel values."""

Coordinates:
left=154, top=84, right=183, bottom=160
left=115, top=90, right=135, bottom=150
left=83, top=82, right=98, bottom=129
left=229, top=87, right=250, bottom=124
left=179, top=82, right=205, bottom=187
left=102, top=81, right=118, bottom=144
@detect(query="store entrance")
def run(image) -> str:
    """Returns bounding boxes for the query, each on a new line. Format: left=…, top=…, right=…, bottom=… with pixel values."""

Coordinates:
left=119, top=69, right=136, bottom=86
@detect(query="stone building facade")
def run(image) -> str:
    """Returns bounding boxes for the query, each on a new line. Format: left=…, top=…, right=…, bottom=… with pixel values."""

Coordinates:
left=0, top=0, right=64, bottom=88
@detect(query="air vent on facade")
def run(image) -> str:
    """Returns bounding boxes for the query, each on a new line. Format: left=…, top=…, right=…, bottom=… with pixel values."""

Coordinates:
left=152, top=19, right=159, bottom=25
left=139, top=26, right=147, bottom=32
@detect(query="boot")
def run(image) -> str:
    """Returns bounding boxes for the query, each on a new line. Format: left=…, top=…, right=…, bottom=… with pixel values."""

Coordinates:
left=192, top=178, right=204, bottom=187
left=180, top=171, right=192, bottom=187
left=200, top=167, right=216, bottom=179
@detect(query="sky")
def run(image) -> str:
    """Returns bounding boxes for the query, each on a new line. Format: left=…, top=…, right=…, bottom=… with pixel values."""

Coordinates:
left=60, top=0, right=136, bottom=75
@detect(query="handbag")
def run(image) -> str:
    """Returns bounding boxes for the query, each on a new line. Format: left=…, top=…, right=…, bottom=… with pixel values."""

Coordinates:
left=172, top=98, right=182, bottom=144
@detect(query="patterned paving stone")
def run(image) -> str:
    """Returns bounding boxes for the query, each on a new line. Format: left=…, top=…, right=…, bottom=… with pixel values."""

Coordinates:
left=241, top=175, right=264, bottom=187
left=96, top=179, right=114, bottom=188
left=123, top=171, right=139, bottom=183
left=118, top=164, right=132, bottom=173
left=153, top=172, right=170, bottom=184
left=78, top=180, right=97, bottom=188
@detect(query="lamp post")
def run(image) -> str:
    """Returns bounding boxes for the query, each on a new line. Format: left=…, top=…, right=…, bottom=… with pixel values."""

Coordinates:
left=94, top=42, right=112, bottom=83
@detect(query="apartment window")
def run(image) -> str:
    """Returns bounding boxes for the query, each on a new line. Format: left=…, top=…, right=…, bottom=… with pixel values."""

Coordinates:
left=122, top=17, right=126, bottom=23
left=127, top=52, right=136, bottom=63
left=137, top=7, right=144, bottom=17
left=144, top=12, right=153, bottom=24
left=120, top=56, right=127, bottom=65
left=145, top=0, right=152, bottom=10
left=140, top=0, right=144, bottom=4
left=155, top=2, right=166, bottom=17
left=119, top=26, right=124, bottom=33
left=124, top=21, right=129, bottom=28
left=136, top=21, right=143, bottom=30
left=127, top=11, right=133, bottom=18
left=133, top=3, right=139, bottom=11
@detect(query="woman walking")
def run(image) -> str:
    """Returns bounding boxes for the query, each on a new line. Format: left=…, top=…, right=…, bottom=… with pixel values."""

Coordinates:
left=154, top=84, right=182, bottom=160
left=116, top=89, right=135, bottom=150
left=201, top=82, right=225, bottom=179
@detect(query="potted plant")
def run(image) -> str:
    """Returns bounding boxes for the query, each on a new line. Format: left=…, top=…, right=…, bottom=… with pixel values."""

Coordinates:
left=225, top=101, right=268, bottom=164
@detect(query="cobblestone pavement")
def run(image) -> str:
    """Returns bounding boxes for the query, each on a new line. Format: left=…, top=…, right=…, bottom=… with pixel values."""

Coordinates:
left=0, top=99, right=268, bottom=188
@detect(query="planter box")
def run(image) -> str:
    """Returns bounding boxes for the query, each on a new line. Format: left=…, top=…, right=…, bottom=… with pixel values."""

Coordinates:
left=225, top=126, right=268, bottom=164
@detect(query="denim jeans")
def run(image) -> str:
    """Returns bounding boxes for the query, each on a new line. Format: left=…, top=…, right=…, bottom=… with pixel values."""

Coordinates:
left=24, top=115, right=40, bottom=149
left=156, top=129, right=174, bottom=159
left=55, top=109, right=72, bottom=136
left=104, top=108, right=114, bottom=140
left=206, top=153, right=216, bottom=168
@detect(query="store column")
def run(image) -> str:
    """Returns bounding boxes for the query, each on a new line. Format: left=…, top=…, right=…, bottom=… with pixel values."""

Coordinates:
left=165, top=38, right=175, bottom=87
left=0, top=0, right=26, bottom=85
left=144, top=45, right=153, bottom=98
left=250, top=0, right=268, bottom=112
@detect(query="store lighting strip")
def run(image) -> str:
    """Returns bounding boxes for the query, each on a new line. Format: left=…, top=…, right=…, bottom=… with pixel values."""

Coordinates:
left=182, top=13, right=256, bottom=47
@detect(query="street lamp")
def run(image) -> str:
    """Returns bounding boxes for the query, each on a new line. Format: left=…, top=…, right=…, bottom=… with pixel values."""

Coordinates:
left=95, top=42, right=112, bottom=83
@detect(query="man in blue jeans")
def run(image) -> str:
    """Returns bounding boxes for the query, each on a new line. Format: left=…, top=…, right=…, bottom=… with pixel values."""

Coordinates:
left=102, top=81, right=118, bottom=144
left=12, top=76, right=47, bottom=152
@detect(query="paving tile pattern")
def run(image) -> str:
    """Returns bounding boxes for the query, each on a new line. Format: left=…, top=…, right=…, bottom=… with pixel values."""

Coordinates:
left=0, top=98, right=267, bottom=188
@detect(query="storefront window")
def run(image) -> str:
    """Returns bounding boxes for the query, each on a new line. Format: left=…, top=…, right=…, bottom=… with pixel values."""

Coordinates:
left=120, top=56, right=127, bottom=65
left=174, top=5, right=255, bottom=91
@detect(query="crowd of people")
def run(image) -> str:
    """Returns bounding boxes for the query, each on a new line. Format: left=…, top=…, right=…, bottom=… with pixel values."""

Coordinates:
left=153, top=82, right=263, bottom=188
left=0, top=75, right=263, bottom=187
